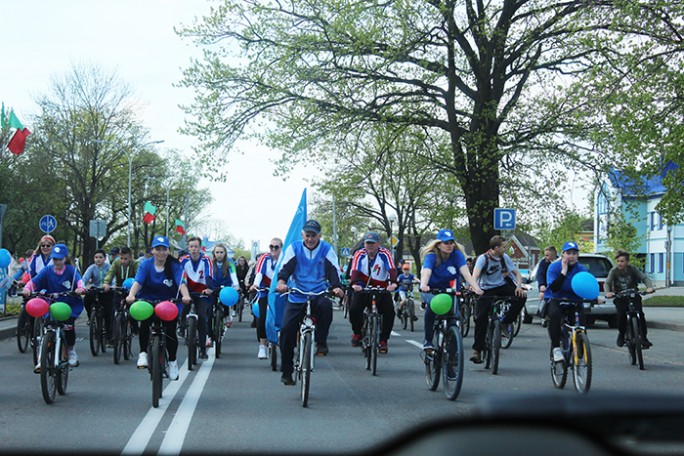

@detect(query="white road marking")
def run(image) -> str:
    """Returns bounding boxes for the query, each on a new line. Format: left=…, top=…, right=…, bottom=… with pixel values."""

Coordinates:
left=407, top=340, right=423, bottom=349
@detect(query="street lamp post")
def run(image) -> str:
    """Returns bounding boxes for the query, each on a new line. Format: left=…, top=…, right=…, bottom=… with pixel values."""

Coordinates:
left=125, top=140, right=164, bottom=247
left=388, top=214, right=397, bottom=262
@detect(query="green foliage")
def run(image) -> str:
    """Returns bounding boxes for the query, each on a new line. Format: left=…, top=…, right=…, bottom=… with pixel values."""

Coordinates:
left=604, top=213, right=645, bottom=270
left=534, top=212, right=590, bottom=254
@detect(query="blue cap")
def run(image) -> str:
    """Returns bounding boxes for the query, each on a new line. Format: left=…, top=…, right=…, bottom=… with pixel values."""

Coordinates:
left=436, top=229, right=455, bottom=243
left=302, top=219, right=321, bottom=234
left=50, top=244, right=69, bottom=260
left=363, top=232, right=380, bottom=243
left=562, top=241, right=579, bottom=252
left=151, top=236, right=170, bottom=248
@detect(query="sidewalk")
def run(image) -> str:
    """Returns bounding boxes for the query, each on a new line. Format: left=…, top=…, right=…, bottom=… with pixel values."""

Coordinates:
left=1, top=288, right=684, bottom=340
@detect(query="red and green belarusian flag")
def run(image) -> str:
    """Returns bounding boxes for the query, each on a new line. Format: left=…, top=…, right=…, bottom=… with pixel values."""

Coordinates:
left=143, top=201, right=157, bottom=224
left=1, top=102, right=31, bottom=155
left=174, top=219, right=186, bottom=235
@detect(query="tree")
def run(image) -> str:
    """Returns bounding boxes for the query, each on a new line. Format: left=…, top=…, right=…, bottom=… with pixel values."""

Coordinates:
left=177, top=0, right=633, bottom=253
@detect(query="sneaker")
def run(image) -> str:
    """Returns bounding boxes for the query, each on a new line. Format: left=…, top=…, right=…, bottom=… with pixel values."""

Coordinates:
left=200, top=350, right=209, bottom=360
left=316, top=343, right=329, bottom=356
left=470, top=350, right=483, bottom=364
left=412, top=316, right=419, bottom=322
left=68, top=349, right=79, bottom=367
left=206, top=337, right=213, bottom=348
left=351, top=333, right=362, bottom=347
left=258, top=345, right=268, bottom=359
left=250, top=320, right=257, bottom=328
left=541, top=317, right=549, bottom=328
left=137, top=352, right=149, bottom=369
left=168, top=360, right=179, bottom=381
left=616, top=332, right=625, bottom=347
left=379, top=340, right=388, bottom=354
left=553, top=347, right=564, bottom=362
left=231, top=310, right=237, bottom=318
left=642, top=338, right=653, bottom=349
left=34, top=362, right=41, bottom=374
left=396, top=309, right=403, bottom=320
left=422, top=341, right=434, bottom=351
left=281, top=373, right=295, bottom=386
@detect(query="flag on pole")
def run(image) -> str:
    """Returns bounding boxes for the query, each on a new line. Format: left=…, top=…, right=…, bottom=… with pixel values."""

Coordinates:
left=7, top=128, right=31, bottom=155
left=8, top=110, right=24, bottom=129
left=266, top=188, right=307, bottom=344
left=1, top=102, right=5, bottom=129
left=143, top=201, right=157, bottom=225
left=174, top=219, right=186, bottom=235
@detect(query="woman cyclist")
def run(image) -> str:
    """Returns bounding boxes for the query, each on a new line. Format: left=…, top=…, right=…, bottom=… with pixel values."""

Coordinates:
left=419, top=229, right=483, bottom=351
left=28, top=234, right=55, bottom=278
left=125, top=236, right=191, bottom=381
left=23, top=243, right=86, bottom=370
left=250, top=237, right=283, bottom=359
left=211, top=244, right=239, bottom=329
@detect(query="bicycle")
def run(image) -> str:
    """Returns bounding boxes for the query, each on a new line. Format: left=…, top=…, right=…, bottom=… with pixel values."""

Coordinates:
left=550, top=299, right=593, bottom=394
left=480, top=295, right=517, bottom=375
left=458, top=288, right=476, bottom=338
left=111, top=286, right=134, bottom=364
left=185, top=292, right=206, bottom=370
left=356, top=287, right=392, bottom=376
left=16, top=296, right=34, bottom=354
left=398, top=288, right=417, bottom=332
left=211, top=287, right=227, bottom=359
left=611, top=288, right=654, bottom=370
left=286, top=287, right=330, bottom=408
left=421, top=288, right=465, bottom=401
left=86, top=286, right=110, bottom=356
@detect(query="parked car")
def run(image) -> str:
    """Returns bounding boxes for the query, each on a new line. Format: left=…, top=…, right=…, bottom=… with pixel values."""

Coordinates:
left=522, top=253, right=617, bottom=327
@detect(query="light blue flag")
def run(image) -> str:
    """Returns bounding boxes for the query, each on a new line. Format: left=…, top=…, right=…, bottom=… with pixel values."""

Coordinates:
left=266, top=189, right=307, bottom=344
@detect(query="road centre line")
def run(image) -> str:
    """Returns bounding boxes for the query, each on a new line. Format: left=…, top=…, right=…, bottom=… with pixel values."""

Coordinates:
left=121, top=359, right=190, bottom=455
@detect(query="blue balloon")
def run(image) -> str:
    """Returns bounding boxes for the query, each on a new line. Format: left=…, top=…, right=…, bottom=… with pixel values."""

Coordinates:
left=219, top=287, right=239, bottom=307
left=0, top=249, right=11, bottom=268
left=122, top=278, right=135, bottom=290
left=252, top=301, right=260, bottom=319
left=571, top=271, right=600, bottom=300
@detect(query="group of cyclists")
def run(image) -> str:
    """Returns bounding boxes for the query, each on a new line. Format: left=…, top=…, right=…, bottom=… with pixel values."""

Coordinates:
left=14, top=221, right=656, bottom=395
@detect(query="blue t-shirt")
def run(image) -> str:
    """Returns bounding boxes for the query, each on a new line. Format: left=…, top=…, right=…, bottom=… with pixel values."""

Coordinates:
left=397, top=273, right=415, bottom=291
left=31, top=265, right=84, bottom=318
left=422, top=250, right=467, bottom=290
left=546, top=259, right=588, bottom=301
left=133, top=257, right=185, bottom=302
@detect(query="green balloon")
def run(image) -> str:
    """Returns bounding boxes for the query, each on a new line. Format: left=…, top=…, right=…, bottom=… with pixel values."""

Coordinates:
left=430, top=293, right=453, bottom=315
left=50, top=302, right=72, bottom=322
left=130, top=300, right=154, bottom=321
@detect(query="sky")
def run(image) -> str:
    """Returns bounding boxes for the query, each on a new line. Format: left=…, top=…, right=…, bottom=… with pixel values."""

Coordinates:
left=2, top=0, right=314, bottom=254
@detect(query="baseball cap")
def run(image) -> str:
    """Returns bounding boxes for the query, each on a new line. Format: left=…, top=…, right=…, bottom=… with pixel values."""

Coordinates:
left=50, top=243, right=69, bottom=260
left=562, top=241, right=579, bottom=252
left=151, top=236, right=170, bottom=248
left=436, top=229, right=455, bottom=243
left=110, top=247, right=120, bottom=255
left=402, top=264, right=410, bottom=271
left=302, top=219, right=321, bottom=234
left=363, top=232, right=380, bottom=243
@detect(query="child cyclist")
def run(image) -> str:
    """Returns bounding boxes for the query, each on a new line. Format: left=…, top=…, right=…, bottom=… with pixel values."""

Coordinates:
left=22, top=243, right=86, bottom=371
left=396, top=263, right=419, bottom=320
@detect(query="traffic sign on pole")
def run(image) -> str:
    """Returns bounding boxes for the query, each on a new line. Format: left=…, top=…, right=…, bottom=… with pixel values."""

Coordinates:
left=390, top=235, right=399, bottom=247
left=340, top=247, right=351, bottom=257
left=493, top=208, right=516, bottom=231
left=39, top=214, right=57, bottom=234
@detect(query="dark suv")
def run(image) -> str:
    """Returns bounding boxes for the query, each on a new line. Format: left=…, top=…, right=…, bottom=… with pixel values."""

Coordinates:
left=523, top=253, right=616, bottom=327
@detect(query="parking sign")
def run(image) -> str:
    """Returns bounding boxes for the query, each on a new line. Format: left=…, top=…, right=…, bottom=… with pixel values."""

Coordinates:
left=493, top=208, right=516, bottom=231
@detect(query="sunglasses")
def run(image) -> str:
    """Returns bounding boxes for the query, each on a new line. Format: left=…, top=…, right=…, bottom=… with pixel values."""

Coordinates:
left=269, top=245, right=281, bottom=250
left=40, top=244, right=53, bottom=248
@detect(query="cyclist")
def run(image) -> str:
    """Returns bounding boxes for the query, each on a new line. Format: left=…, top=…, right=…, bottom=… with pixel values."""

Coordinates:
left=348, top=232, right=397, bottom=353
left=275, top=219, right=344, bottom=385
left=22, top=243, right=86, bottom=370
left=180, top=236, right=214, bottom=360
left=210, top=243, right=239, bottom=331
left=535, top=246, right=558, bottom=327
left=250, top=237, right=283, bottom=359
left=546, top=241, right=590, bottom=362
left=605, top=249, right=654, bottom=349
left=103, top=246, right=139, bottom=291
left=28, top=234, right=56, bottom=278
left=419, top=229, right=483, bottom=351
left=125, top=236, right=191, bottom=381
left=82, top=249, right=113, bottom=343
left=470, top=235, right=527, bottom=364
left=396, top=263, right=419, bottom=321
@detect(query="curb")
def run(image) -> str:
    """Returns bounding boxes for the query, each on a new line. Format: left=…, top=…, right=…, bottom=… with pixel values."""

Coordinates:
left=0, top=318, right=16, bottom=341
left=649, top=321, right=684, bottom=332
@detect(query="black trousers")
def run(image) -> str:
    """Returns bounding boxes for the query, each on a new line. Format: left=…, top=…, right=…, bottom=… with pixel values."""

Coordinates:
left=473, top=283, right=526, bottom=351
left=349, top=291, right=395, bottom=342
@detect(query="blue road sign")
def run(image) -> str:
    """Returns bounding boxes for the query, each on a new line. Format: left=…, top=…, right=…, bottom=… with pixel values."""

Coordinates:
left=493, top=208, right=516, bottom=231
left=39, top=214, right=57, bottom=234
left=340, top=247, right=351, bottom=257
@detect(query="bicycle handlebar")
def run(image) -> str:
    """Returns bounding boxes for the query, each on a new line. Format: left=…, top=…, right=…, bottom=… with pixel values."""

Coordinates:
left=287, top=287, right=332, bottom=297
left=355, top=286, right=392, bottom=294
left=610, top=288, right=654, bottom=299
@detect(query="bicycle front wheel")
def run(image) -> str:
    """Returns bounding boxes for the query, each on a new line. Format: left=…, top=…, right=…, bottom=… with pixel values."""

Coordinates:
left=460, top=300, right=471, bottom=338
left=16, top=308, right=30, bottom=353
left=370, top=315, right=379, bottom=376
left=550, top=346, right=568, bottom=389
left=513, top=310, right=522, bottom=337
left=301, top=332, right=312, bottom=407
left=40, top=331, right=57, bottom=404
left=187, top=317, right=197, bottom=370
left=214, top=306, right=223, bottom=359
left=56, top=335, right=69, bottom=395
left=113, top=312, right=123, bottom=365
left=631, top=316, right=644, bottom=370
left=32, top=317, right=43, bottom=367
left=89, top=310, right=100, bottom=356
left=425, top=328, right=442, bottom=391
left=98, top=311, right=107, bottom=353
left=407, top=299, right=416, bottom=332
left=500, top=319, right=514, bottom=349
left=152, top=336, right=162, bottom=408
left=442, top=325, right=464, bottom=401
left=491, top=319, right=501, bottom=375
left=572, top=331, right=592, bottom=394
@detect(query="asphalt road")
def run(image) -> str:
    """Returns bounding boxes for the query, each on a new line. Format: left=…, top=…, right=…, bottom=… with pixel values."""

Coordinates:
left=0, top=304, right=683, bottom=454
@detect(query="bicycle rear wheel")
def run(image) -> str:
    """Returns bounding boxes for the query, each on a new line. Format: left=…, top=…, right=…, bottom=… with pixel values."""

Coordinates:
left=407, top=299, right=415, bottom=332
left=40, top=331, right=57, bottom=404
left=442, top=326, right=464, bottom=401
left=513, top=311, right=522, bottom=337
left=500, top=319, right=514, bottom=349
left=152, top=336, right=162, bottom=408
left=123, top=314, right=133, bottom=361
left=460, top=300, right=471, bottom=338
left=550, top=346, right=568, bottom=389
left=56, top=335, right=69, bottom=395
left=16, top=307, right=30, bottom=353
left=237, top=299, right=244, bottom=322
left=187, top=317, right=197, bottom=370
left=425, top=329, right=441, bottom=391
left=32, top=317, right=43, bottom=367
left=89, top=309, right=100, bottom=356
left=572, top=331, right=592, bottom=393
left=491, top=319, right=501, bottom=375
left=301, top=332, right=312, bottom=407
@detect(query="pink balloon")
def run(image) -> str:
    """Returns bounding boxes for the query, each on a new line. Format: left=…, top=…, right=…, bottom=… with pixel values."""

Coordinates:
left=21, top=272, right=30, bottom=284
left=154, top=300, right=179, bottom=321
left=26, top=298, right=49, bottom=318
